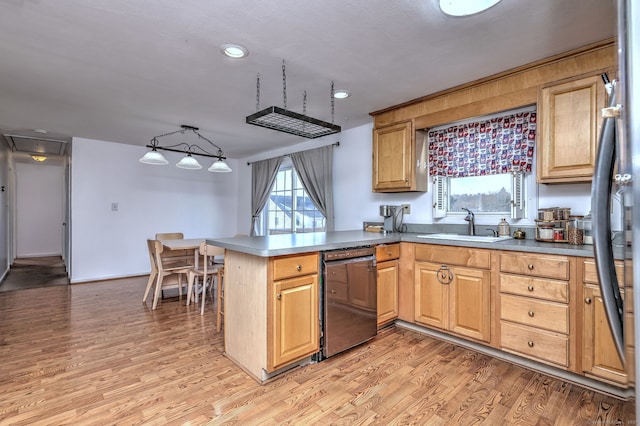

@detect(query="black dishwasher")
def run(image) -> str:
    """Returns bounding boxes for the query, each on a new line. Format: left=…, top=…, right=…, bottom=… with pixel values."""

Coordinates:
left=321, top=246, right=377, bottom=358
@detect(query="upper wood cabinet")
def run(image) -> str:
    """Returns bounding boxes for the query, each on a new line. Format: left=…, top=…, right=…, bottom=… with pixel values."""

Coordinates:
left=372, top=121, right=427, bottom=192
left=537, top=73, right=606, bottom=183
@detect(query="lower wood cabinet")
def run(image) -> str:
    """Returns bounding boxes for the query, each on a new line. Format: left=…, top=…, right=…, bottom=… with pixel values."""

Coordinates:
left=415, top=261, right=491, bottom=343
left=270, top=273, right=319, bottom=371
left=581, top=259, right=628, bottom=386
left=499, top=252, right=573, bottom=369
left=376, top=244, right=400, bottom=327
left=377, top=260, right=399, bottom=326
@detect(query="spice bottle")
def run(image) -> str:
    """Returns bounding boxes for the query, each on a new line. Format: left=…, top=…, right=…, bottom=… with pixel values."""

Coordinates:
left=498, top=218, right=510, bottom=237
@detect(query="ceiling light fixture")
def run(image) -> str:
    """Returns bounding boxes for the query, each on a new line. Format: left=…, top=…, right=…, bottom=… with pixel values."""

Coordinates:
left=221, top=43, right=248, bottom=59
left=439, top=0, right=501, bottom=16
left=31, top=155, right=47, bottom=162
left=333, top=90, right=350, bottom=99
left=246, top=60, right=341, bottom=139
left=139, top=125, right=232, bottom=173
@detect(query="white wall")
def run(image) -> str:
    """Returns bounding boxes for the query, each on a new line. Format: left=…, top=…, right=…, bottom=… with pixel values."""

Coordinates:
left=70, top=137, right=239, bottom=283
left=238, top=122, right=595, bottom=231
left=15, top=161, right=63, bottom=257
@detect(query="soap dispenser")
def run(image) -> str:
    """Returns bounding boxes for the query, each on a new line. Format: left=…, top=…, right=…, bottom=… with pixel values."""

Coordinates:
left=498, top=218, right=510, bottom=237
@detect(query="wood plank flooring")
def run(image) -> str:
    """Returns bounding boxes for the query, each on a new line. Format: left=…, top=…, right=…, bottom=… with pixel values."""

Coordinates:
left=0, top=276, right=635, bottom=425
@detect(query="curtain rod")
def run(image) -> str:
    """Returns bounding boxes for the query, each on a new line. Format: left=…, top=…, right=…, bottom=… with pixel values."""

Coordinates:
left=246, top=140, right=340, bottom=166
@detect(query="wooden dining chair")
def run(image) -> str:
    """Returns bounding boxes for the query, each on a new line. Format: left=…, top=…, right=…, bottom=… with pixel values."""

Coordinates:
left=149, top=239, right=193, bottom=310
left=186, top=241, right=224, bottom=315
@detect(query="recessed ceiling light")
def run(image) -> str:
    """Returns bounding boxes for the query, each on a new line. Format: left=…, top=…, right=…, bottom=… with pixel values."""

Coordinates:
left=333, top=90, right=350, bottom=99
left=31, top=155, right=47, bottom=162
left=221, top=43, right=249, bottom=59
left=439, top=0, right=501, bottom=17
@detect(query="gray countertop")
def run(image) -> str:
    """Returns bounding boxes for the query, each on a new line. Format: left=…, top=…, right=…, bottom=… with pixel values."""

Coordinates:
left=208, top=230, right=624, bottom=259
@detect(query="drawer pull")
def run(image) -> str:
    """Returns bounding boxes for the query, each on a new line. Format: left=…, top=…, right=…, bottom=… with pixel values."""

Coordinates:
left=528, top=311, right=535, bottom=317
left=276, top=293, right=281, bottom=300
left=527, top=264, right=534, bottom=270
left=296, top=264, right=302, bottom=271
left=387, top=250, right=392, bottom=256
left=527, top=285, right=534, bottom=292
left=585, top=297, right=592, bottom=304
left=330, top=289, right=337, bottom=294
left=528, top=341, right=534, bottom=348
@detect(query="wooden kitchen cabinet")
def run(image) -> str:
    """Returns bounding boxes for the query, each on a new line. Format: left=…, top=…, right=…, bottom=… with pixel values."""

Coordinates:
left=414, top=245, right=491, bottom=343
left=269, top=253, right=319, bottom=371
left=537, top=73, right=607, bottom=183
left=223, top=249, right=320, bottom=383
left=499, top=252, right=574, bottom=369
left=581, top=259, right=628, bottom=386
left=270, top=273, right=319, bottom=371
left=372, top=121, right=427, bottom=192
left=376, top=244, right=400, bottom=327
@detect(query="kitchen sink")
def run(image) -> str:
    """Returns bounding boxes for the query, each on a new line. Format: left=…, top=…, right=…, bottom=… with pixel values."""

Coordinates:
left=415, top=233, right=512, bottom=242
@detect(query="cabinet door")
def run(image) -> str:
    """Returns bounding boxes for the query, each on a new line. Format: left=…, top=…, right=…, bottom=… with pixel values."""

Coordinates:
left=583, top=285, right=628, bottom=386
left=270, top=274, right=319, bottom=371
left=377, top=259, right=399, bottom=326
left=372, top=121, right=414, bottom=191
left=414, top=262, right=448, bottom=330
left=538, top=74, right=605, bottom=183
left=450, top=266, right=491, bottom=342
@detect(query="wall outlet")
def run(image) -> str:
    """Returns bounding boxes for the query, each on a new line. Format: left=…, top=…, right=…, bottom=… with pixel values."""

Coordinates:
left=401, top=204, right=411, bottom=214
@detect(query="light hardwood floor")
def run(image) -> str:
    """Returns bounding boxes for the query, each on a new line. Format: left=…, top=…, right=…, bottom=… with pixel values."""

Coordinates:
left=0, top=276, right=634, bottom=425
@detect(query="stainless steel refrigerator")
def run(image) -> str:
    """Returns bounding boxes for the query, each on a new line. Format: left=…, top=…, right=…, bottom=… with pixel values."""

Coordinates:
left=592, top=0, right=639, bottom=418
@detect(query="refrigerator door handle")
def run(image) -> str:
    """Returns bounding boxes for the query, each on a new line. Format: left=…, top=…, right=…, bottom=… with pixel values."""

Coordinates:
left=592, top=81, right=625, bottom=363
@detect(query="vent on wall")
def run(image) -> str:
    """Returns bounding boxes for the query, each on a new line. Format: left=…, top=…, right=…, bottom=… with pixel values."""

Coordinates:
left=3, top=132, right=70, bottom=155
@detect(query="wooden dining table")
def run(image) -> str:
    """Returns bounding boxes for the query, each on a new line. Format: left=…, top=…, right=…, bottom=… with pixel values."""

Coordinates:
left=160, top=238, right=206, bottom=266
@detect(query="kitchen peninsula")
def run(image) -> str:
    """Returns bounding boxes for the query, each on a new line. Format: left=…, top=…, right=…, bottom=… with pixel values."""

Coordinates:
left=209, top=230, right=630, bottom=398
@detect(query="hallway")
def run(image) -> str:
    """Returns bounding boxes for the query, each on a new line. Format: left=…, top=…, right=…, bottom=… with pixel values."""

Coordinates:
left=0, top=256, right=69, bottom=292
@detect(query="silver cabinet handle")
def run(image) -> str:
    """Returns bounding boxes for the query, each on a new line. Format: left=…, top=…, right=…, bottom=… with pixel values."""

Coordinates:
left=436, top=265, right=453, bottom=285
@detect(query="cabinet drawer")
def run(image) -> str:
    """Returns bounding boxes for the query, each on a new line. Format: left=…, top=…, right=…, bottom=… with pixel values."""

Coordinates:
left=501, top=321, right=569, bottom=367
left=376, top=243, right=400, bottom=262
left=500, top=294, right=568, bottom=334
left=272, top=253, right=319, bottom=281
left=583, top=259, right=624, bottom=285
left=500, top=274, right=568, bottom=303
left=415, top=245, right=491, bottom=269
left=500, top=252, right=569, bottom=280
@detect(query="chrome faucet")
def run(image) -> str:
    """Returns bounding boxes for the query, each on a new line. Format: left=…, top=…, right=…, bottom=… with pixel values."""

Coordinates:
left=485, top=228, right=498, bottom=237
left=462, top=208, right=475, bottom=235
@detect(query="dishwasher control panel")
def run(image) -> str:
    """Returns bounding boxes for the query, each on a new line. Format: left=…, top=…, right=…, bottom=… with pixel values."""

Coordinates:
left=323, top=246, right=375, bottom=261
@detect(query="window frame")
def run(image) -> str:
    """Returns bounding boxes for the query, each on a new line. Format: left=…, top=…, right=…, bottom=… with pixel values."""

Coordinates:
left=260, top=158, right=326, bottom=235
left=432, top=171, right=536, bottom=224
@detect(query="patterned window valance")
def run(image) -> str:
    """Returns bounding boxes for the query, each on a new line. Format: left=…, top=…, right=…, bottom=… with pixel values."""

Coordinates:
left=427, top=109, right=536, bottom=177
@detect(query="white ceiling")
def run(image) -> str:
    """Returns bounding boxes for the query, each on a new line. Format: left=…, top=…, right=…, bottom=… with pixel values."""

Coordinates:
left=0, top=0, right=616, bottom=159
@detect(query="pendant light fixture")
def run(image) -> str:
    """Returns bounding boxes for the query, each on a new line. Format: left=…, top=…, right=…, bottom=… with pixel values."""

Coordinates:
left=139, top=125, right=232, bottom=172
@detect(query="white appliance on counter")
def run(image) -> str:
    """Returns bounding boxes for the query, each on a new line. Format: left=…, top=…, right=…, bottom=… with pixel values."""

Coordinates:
left=592, top=0, right=639, bottom=418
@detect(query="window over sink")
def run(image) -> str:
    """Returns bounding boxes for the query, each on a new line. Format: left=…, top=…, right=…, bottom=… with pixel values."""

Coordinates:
left=428, top=106, right=536, bottom=222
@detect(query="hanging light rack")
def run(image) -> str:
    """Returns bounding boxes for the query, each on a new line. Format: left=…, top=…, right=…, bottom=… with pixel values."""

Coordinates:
left=245, top=60, right=341, bottom=139
left=139, top=125, right=232, bottom=172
